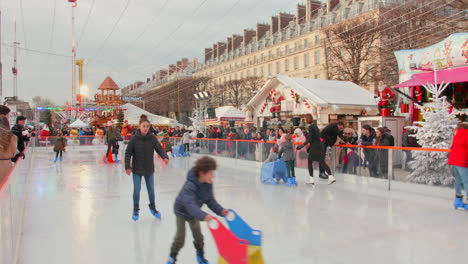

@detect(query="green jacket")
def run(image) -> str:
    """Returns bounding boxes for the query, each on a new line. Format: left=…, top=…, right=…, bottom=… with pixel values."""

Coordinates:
left=161, top=137, right=173, bottom=152
left=106, top=127, right=118, bottom=142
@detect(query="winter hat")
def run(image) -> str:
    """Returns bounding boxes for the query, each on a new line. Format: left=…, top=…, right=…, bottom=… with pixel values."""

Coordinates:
left=344, top=127, right=355, bottom=135
left=107, top=121, right=113, bottom=126
left=294, top=128, right=303, bottom=137
left=43, top=125, right=49, bottom=131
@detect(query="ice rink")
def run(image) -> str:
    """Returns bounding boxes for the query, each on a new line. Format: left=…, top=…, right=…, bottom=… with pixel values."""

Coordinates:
left=11, top=147, right=468, bottom=264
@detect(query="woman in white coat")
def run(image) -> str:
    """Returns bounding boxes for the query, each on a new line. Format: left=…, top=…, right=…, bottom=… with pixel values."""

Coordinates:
left=293, top=128, right=308, bottom=168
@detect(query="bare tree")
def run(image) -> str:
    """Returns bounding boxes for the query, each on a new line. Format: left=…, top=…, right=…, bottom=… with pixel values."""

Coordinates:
left=323, top=16, right=380, bottom=86
left=225, top=79, right=246, bottom=109
left=243, top=76, right=265, bottom=98
left=32, top=96, right=55, bottom=107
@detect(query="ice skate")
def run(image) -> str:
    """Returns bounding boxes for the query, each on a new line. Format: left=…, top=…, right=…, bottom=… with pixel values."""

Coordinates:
left=166, top=256, right=176, bottom=264
left=328, top=175, right=336, bottom=185
left=454, top=197, right=464, bottom=210
left=149, top=204, right=161, bottom=219
left=307, top=176, right=315, bottom=185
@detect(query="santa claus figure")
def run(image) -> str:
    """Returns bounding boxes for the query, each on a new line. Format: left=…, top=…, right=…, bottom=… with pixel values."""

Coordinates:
left=40, top=125, right=50, bottom=138
left=270, top=92, right=285, bottom=118
left=377, top=86, right=395, bottom=117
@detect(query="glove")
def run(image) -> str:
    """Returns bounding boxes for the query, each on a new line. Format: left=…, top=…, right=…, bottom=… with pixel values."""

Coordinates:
left=296, top=145, right=304, bottom=150
left=22, top=130, right=29, bottom=136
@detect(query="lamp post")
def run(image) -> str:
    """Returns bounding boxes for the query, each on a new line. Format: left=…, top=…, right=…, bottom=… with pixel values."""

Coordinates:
left=193, top=91, right=211, bottom=134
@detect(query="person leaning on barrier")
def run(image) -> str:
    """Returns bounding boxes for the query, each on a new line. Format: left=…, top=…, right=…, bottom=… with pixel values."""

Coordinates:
left=319, top=121, right=345, bottom=179
left=375, top=127, right=395, bottom=178
left=359, top=125, right=378, bottom=177
left=11, top=116, right=30, bottom=161
left=0, top=116, right=18, bottom=182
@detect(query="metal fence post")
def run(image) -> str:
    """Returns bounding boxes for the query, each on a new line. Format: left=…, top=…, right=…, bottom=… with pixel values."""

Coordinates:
left=388, top=149, right=393, bottom=191
left=235, top=141, right=238, bottom=159
left=215, top=139, right=218, bottom=154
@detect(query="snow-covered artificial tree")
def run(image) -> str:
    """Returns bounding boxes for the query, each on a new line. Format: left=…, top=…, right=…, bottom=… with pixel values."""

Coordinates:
left=406, top=82, right=458, bottom=186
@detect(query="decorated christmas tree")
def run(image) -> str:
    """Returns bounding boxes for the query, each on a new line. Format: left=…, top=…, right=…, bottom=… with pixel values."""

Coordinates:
left=407, top=82, right=458, bottom=186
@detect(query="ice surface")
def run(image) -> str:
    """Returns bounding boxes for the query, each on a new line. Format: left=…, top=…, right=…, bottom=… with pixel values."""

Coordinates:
left=15, top=148, right=468, bottom=264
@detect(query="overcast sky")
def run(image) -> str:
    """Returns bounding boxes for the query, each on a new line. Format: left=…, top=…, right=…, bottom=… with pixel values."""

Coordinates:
left=0, top=0, right=308, bottom=105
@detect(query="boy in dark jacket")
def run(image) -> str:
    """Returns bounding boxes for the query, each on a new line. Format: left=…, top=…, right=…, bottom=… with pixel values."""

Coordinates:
left=125, top=118, right=169, bottom=221
left=167, top=156, right=229, bottom=264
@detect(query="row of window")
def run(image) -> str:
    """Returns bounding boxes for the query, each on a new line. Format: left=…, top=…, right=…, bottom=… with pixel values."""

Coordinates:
left=207, top=51, right=322, bottom=85
left=204, top=50, right=322, bottom=78
left=207, top=35, right=322, bottom=76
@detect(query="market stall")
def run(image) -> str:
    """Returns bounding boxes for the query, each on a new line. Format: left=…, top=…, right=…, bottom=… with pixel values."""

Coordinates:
left=203, top=106, right=253, bottom=127
left=244, top=75, right=378, bottom=128
left=393, top=32, right=468, bottom=124
left=123, top=103, right=180, bottom=128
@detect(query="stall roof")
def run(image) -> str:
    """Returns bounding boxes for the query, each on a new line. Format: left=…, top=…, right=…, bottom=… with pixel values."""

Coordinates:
left=123, top=103, right=179, bottom=126
left=394, top=67, right=468, bottom=88
left=247, top=75, right=377, bottom=108
left=69, top=119, right=89, bottom=128
left=215, top=106, right=245, bottom=119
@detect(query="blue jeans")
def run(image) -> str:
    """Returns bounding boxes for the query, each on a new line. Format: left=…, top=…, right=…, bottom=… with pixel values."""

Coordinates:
left=133, top=173, right=155, bottom=206
left=453, top=165, right=468, bottom=197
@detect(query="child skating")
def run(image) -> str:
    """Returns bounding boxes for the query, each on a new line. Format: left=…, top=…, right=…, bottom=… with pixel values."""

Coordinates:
left=166, top=156, right=229, bottom=264
left=53, top=132, right=66, bottom=163
left=279, top=134, right=297, bottom=186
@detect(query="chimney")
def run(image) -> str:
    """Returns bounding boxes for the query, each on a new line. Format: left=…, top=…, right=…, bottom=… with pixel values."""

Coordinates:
left=181, top=58, right=189, bottom=70
left=279, top=13, right=295, bottom=30
left=296, top=4, right=306, bottom=25
left=306, top=0, right=322, bottom=21
left=243, top=29, right=256, bottom=45
left=227, top=37, right=233, bottom=52
left=213, top=44, right=219, bottom=59
left=271, top=16, right=279, bottom=34
left=328, top=0, right=340, bottom=13
left=205, top=48, right=213, bottom=63
left=256, top=23, right=270, bottom=40
left=160, top=70, right=168, bottom=80
left=217, top=42, right=227, bottom=56
left=176, top=61, right=182, bottom=71
left=168, top=64, right=176, bottom=75
left=232, top=34, right=243, bottom=50
left=193, top=58, right=198, bottom=68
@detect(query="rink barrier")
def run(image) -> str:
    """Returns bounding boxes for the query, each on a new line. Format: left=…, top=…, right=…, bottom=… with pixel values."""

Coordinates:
left=30, top=135, right=453, bottom=191
left=0, top=141, right=31, bottom=192
left=34, top=135, right=452, bottom=152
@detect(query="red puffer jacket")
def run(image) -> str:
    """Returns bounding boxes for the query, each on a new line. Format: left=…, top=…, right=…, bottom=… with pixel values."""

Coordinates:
left=448, top=123, right=468, bottom=168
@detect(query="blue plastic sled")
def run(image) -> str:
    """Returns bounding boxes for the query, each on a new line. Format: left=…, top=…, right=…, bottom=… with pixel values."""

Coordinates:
left=172, top=144, right=190, bottom=157
left=273, top=158, right=288, bottom=183
left=225, top=209, right=262, bottom=247
left=260, top=162, right=276, bottom=184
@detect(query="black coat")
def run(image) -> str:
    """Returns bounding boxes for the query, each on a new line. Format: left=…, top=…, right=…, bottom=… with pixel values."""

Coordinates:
left=125, top=130, right=169, bottom=176
left=377, top=132, right=394, bottom=174
left=11, top=123, right=29, bottom=153
left=320, top=123, right=345, bottom=147
left=174, top=168, right=224, bottom=221
left=360, top=128, right=376, bottom=162
left=302, top=123, right=322, bottom=161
